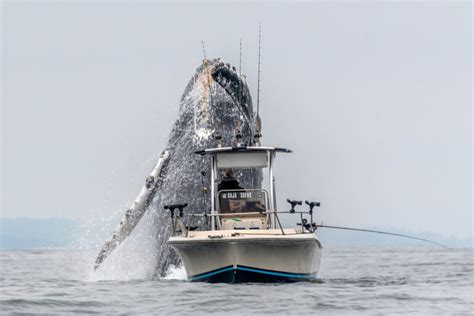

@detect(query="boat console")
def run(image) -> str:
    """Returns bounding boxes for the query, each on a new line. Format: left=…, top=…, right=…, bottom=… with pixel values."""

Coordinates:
left=218, top=189, right=268, bottom=230
left=165, top=145, right=322, bottom=237
left=201, top=146, right=289, bottom=232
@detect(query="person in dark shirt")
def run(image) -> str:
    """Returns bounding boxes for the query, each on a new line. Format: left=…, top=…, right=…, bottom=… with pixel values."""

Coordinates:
left=218, top=169, right=242, bottom=191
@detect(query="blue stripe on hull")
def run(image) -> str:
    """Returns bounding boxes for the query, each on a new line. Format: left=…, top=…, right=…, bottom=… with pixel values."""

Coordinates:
left=190, top=265, right=316, bottom=283
left=190, top=266, right=235, bottom=281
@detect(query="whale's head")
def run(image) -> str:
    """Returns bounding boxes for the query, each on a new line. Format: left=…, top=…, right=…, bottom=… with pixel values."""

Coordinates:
left=211, top=60, right=253, bottom=122
left=177, top=59, right=255, bottom=146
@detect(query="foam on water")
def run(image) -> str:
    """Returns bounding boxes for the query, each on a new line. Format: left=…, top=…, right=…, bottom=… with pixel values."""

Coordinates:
left=162, top=265, right=187, bottom=280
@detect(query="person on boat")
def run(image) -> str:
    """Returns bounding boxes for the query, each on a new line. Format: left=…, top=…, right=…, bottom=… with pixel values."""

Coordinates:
left=218, top=169, right=242, bottom=191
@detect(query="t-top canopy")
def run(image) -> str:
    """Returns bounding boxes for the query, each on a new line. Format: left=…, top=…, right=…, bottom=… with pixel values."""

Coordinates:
left=195, top=146, right=292, bottom=155
left=195, top=146, right=292, bottom=169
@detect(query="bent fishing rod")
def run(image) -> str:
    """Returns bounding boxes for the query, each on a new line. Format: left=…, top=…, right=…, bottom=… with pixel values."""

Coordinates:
left=314, top=224, right=452, bottom=250
left=287, top=199, right=452, bottom=250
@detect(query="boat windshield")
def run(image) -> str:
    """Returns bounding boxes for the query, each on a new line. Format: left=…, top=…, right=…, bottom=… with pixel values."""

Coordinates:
left=218, top=189, right=268, bottom=214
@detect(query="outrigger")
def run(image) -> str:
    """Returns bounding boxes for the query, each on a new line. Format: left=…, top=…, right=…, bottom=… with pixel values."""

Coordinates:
left=166, top=145, right=322, bottom=283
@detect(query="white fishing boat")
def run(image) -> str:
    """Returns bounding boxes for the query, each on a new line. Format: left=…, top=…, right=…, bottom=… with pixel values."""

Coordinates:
left=167, top=146, right=322, bottom=283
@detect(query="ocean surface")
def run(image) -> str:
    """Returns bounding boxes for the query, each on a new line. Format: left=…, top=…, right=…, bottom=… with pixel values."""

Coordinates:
left=0, top=247, right=472, bottom=315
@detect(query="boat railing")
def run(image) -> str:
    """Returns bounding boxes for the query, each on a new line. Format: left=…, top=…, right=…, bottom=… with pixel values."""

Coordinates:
left=167, top=209, right=318, bottom=237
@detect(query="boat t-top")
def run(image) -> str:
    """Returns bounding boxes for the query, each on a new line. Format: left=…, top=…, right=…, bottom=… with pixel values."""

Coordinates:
left=166, top=144, right=323, bottom=283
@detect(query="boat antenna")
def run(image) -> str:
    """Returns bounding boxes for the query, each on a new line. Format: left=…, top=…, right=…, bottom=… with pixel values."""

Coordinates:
left=239, top=38, right=242, bottom=74
left=256, top=22, right=262, bottom=117
left=238, top=38, right=243, bottom=138
left=252, top=23, right=263, bottom=146
left=316, top=224, right=452, bottom=250
left=201, top=40, right=207, bottom=60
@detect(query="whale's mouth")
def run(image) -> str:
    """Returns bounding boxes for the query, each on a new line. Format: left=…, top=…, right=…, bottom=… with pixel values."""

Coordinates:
left=211, top=62, right=252, bottom=121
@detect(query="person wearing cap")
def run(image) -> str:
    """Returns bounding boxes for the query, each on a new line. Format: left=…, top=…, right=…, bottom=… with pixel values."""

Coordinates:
left=218, top=169, right=242, bottom=191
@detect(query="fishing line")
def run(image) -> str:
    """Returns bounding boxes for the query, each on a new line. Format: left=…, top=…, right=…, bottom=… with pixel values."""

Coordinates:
left=316, top=224, right=452, bottom=250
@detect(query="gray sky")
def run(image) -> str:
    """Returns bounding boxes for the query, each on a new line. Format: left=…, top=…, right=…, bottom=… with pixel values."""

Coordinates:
left=2, top=1, right=472, bottom=238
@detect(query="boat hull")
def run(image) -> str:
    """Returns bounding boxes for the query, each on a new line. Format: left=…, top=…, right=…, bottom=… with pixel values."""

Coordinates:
left=169, top=230, right=322, bottom=283
left=190, top=265, right=317, bottom=283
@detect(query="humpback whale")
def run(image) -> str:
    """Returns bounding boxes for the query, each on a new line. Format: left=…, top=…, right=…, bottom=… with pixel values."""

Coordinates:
left=95, top=59, right=263, bottom=277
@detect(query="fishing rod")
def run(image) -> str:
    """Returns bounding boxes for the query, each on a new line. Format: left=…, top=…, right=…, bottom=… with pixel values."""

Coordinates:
left=315, top=224, right=453, bottom=250
left=256, top=22, right=262, bottom=118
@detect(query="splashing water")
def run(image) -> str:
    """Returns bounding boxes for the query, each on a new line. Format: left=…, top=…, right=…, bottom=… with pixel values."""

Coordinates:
left=163, top=265, right=187, bottom=281
left=89, top=212, right=161, bottom=281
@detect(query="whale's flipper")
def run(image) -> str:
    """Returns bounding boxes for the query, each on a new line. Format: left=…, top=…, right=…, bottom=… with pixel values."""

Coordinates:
left=94, top=150, right=171, bottom=270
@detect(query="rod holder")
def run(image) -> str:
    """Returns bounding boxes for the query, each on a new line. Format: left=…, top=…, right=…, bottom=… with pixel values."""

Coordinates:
left=164, top=203, right=188, bottom=218
left=287, top=199, right=302, bottom=213
left=305, top=201, right=321, bottom=215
